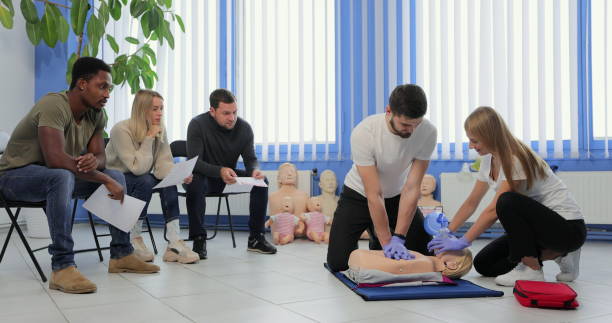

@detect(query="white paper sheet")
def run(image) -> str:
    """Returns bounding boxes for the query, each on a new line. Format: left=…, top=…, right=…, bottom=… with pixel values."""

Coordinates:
left=82, top=185, right=146, bottom=233
left=153, top=156, right=198, bottom=189
left=222, top=177, right=268, bottom=193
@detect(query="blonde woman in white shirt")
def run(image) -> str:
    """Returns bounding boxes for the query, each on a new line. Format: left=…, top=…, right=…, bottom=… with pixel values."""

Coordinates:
left=428, top=107, right=586, bottom=286
left=106, top=90, right=199, bottom=264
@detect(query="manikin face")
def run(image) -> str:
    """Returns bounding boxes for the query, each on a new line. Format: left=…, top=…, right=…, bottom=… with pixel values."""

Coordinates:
left=210, top=101, right=238, bottom=130
left=437, top=250, right=465, bottom=271
left=467, top=132, right=492, bottom=156
left=420, top=175, right=436, bottom=196
left=278, top=165, right=297, bottom=186
left=147, top=97, right=164, bottom=126
left=385, top=107, right=423, bottom=139
left=319, top=171, right=337, bottom=194
left=79, top=71, right=112, bottom=110
left=308, top=197, right=322, bottom=212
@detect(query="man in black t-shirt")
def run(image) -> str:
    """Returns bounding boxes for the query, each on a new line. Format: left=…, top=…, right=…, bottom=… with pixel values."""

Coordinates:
left=186, top=89, right=276, bottom=259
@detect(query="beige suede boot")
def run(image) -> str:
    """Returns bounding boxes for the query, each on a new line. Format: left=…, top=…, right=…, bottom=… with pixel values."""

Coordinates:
left=108, top=254, right=160, bottom=274
left=49, top=266, right=97, bottom=294
left=163, top=240, right=200, bottom=264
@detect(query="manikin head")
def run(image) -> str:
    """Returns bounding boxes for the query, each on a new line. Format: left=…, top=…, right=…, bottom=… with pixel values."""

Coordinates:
left=281, top=196, right=294, bottom=213
left=277, top=162, right=298, bottom=186
left=438, top=249, right=473, bottom=279
left=69, top=57, right=112, bottom=111
left=307, top=197, right=322, bottom=213
left=319, top=170, right=338, bottom=195
left=209, top=89, right=238, bottom=130
left=420, top=174, right=437, bottom=196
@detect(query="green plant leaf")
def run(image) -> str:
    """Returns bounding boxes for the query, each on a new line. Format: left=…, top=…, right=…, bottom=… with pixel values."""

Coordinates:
left=106, top=34, right=119, bottom=53
left=142, top=73, right=153, bottom=89
left=86, top=15, right=103, bottom=53
left=57, top=16, right=69, bottom=43
left=164, top=0, right=172, bottom=9
left=70, top=0, right=88, bottom=35
left=1, top=0, right=14, bottom=15
left=20, top=0, right=38, bottom=24
left=142, top=45, right=156, bottom=65
left=0, top=6, right=13, bottom=29
left=120, top=0, right=128, bottom=5
left=130, top=0, right=148, bottom=18
left=175, top=14, right=184, bottom=33
left=140, top=10, right=151, bottom=37
left=163, top=21, right=174, bottom=49
left=82, top=42, right=91, bottom=57
left=65, top=52, right=77, bottom=85
left=109, top=0, right=121, bottom=21
left=25, top=21, right=41, bottom=45
left=99, top=0, right=110, bottom=26
left=40, top=5, right=58, bottom=47
left=147, top=7, right=159, bottom=31
left=125, top=36, right=139, bottom=44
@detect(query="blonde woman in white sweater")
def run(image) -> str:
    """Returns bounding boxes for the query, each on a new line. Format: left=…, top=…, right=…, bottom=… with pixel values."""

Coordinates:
left=106, top=90, right=199, bottom=264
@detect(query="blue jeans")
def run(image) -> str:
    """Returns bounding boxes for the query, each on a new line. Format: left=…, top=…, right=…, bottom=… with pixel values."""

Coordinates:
left=123, top=173, right=180, bottom=223
left=0, top=164, right=133, bottom=271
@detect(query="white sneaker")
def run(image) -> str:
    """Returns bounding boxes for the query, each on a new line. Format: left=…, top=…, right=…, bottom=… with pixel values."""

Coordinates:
left=494, top=263, right=545, bottom=287
left=131, top=236, right=155, bottom=262
left=163, top=240, right=200, bottom=264
left=555, top=249, right=581, bottom=282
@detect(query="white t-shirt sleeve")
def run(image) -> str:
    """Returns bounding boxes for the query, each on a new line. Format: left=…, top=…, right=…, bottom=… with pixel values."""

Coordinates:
left=415, top=127, right=437, bottom=160
left=350, top=124, right=375, bottom=166
left=476, top=155, right=490, bottom=182
left=499, top=156, right=527, bottom=181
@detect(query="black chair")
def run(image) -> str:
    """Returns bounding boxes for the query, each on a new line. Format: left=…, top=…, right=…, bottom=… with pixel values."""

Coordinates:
left=0, top=192, right=47, bottom=282
left=167, top=140, right=240, bottom=248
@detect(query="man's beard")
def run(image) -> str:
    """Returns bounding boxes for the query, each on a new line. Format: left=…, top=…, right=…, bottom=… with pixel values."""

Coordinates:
left=389, top=119, right=412, bottom=138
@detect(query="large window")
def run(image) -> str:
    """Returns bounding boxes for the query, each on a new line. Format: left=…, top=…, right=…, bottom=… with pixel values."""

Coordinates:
left=236, top=0, right=336, bottom=161
left=591, top=0, right=612, bottom=145
left=415, top=0, right=578, bottom=159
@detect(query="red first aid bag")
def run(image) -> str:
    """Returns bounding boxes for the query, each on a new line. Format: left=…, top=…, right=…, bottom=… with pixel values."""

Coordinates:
left=513, top=280, right=579, bottom=309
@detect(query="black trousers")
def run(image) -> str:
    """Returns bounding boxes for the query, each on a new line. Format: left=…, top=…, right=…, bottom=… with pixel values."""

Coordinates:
left=326, top=185, right=432, bottom=271
left=474, top=191, right=586, bottom=277
left=185, top=171, right=268, bottom=239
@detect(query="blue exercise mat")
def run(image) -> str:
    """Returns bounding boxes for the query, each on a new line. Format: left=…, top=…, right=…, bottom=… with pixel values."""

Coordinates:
left=324, top=263, right=504, bottom=301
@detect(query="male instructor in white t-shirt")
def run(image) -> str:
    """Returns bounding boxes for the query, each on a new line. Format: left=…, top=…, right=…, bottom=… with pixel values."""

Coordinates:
left=327, top=84, right=437, bottom=271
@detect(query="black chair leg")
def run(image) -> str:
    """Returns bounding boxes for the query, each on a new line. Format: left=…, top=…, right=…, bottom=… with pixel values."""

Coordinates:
left=87, top=212, right=104, bottom=262
left=224, top=196, right=236, bottom=248
left=206, top=197, right=223, bottom=240
left=0, top=207, right=20, bottom=262
left=3, top=208, right=47, bottom=282
left=144, top=217, right=158, bottom=254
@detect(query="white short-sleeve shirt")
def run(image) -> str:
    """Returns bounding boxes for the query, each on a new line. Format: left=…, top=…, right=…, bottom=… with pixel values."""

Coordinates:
left=344, top=114, right=437, bottom=198
left=477, top=154, right=583, bottom=221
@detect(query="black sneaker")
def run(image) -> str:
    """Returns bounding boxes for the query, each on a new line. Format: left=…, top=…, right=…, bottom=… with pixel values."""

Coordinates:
left=247, top=233, right=277, bottom=254
left=192, top=235, right=207, bottom=259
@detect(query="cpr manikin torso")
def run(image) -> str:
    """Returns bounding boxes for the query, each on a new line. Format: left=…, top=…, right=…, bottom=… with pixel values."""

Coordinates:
left=302, top=196, right=330, bottom=243
left=269, top=163, right=309, bottom=236
left=265, top=196, right=304, bottom=245
left=314, top=170, right=339, bottom=233
left=345, top=249, right=473, bottom=285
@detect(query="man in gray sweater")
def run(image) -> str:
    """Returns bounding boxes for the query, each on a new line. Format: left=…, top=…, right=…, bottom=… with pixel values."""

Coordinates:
left=186, top=89, right=276, bottom=259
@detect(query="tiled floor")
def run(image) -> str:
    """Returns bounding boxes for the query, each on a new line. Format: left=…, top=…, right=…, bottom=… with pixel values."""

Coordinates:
left=1, top=224, right=612, bottom=323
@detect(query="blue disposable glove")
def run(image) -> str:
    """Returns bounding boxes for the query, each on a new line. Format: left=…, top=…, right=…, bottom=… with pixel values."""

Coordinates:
left=383, top=236, right=415, bottom=260
left=427, top=235, right=471, bottom=255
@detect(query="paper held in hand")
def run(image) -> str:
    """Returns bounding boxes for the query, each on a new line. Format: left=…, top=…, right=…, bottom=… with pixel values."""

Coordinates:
left=222, top=177, right=268, bottom=194
left=82, top=185, right=146, bottom=233
left=153, top=156, right=198, bottom=189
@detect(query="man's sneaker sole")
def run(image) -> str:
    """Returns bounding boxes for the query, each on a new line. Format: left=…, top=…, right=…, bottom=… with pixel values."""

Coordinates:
left=247, top=247, right=277, bottom=254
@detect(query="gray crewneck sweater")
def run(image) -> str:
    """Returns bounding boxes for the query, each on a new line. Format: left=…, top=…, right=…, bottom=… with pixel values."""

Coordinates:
left=186, top=112, right=259, bottom=178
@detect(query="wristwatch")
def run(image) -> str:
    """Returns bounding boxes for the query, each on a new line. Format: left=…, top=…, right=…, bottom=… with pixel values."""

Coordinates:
left=392, top=233, right=407, bottom=240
